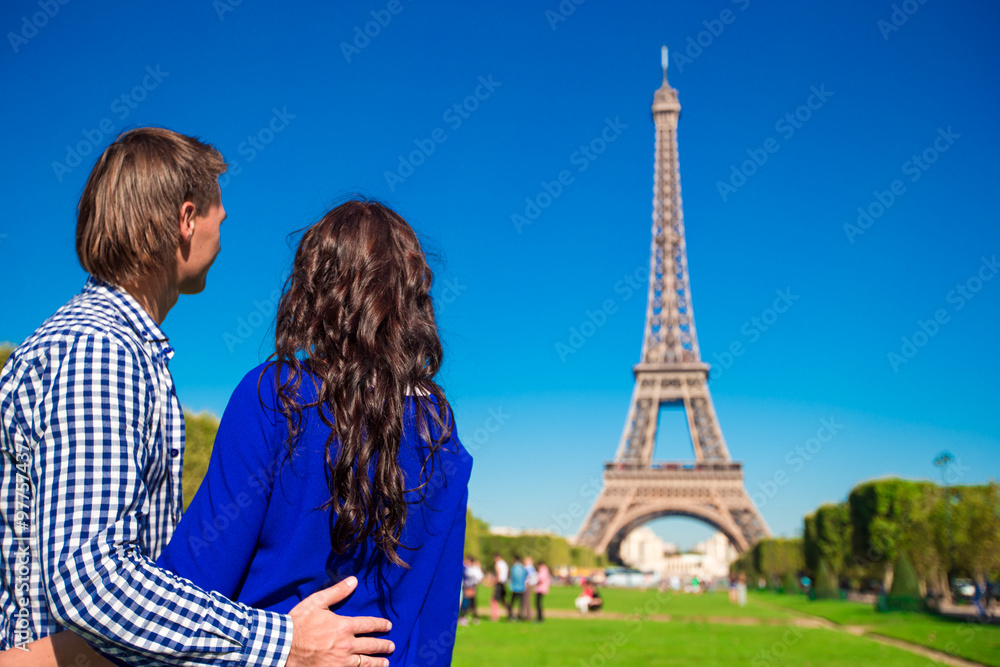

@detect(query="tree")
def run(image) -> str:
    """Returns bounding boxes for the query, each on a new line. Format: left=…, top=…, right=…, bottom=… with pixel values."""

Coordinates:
left=752, top=538, right=803, bottom=588
left=464, top=509, right=490, bottom=561
left=849, top=478, right=929, bottom=588
left=182, top=411, right=219, bottom=508
left=0, top=342, right=13, bottom=371
left=949, top=483, right=1000, bottom=584
left=804, top=503, right=852, bottom=582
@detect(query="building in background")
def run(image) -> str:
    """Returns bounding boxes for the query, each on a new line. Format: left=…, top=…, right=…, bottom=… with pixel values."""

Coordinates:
left=620, top=528, right=737, bottom=584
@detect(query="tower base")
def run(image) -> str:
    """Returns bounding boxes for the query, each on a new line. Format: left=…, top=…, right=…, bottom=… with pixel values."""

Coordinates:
left=576, top=462, right=768, bottom=560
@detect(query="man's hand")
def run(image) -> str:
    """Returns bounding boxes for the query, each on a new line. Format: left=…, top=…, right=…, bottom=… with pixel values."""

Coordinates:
left=287, top=577, right=394, bottom=667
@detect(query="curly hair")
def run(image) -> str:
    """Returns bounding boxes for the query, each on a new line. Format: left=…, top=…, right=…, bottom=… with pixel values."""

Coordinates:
left=268, top=199, right=453, bottom=567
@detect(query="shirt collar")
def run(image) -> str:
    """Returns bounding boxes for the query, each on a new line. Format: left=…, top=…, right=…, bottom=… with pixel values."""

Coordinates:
left=83, top=276, right=175, bottom=360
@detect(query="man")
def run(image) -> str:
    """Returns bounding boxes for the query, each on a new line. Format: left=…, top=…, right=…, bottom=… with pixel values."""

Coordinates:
left=490, top=553, right=508, bottom=622
left=507, top=555, right=526, bottom=621
left=0, top=128, right=392, bottom=667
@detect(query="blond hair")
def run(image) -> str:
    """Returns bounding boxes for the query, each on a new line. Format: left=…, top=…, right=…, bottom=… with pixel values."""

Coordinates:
left=76, top=127, right=226, bottom=285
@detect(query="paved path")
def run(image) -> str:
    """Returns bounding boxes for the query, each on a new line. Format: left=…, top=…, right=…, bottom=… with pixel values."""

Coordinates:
left=542, top=607, right=990, bottom=667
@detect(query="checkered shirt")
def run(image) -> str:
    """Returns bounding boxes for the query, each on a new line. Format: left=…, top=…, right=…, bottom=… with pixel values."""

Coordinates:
left=0, top=277, right=292, bottom=665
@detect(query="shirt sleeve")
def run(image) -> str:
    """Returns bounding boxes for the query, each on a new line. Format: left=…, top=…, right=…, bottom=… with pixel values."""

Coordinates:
left=35, top=336, right=291, bottom=667
left=156, top=365, right=279, bottom=601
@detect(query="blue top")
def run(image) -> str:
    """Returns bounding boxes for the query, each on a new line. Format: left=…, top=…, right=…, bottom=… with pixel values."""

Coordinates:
left=509, top=564, right=527, bottom=594
left=156, top=363, right=472, bottom=667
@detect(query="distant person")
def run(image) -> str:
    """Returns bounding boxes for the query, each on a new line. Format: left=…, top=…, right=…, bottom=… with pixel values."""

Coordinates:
left=491, top=553, right=508, bottom=622
left=460, top=557, right=483, bottom=625
left=974, top=581, right=986, bottom=618
left=588, top=587, right=603, bottom=612
left=522, top=557, right=538, bottom=620
left=575, top=581, right=594, bottom=614
left=737, top=573, right=748, bottom=607
left=508, top=555, right=527, bottom=621
left=535, top=561, right=551, bottom=622
left=985, top=578, right=994, bottom=617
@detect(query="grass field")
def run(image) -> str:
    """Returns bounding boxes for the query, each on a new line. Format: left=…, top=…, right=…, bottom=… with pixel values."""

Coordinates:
left=453, top=586, right=1000, bottom=666
left=535, top=584, right=793, bottom=619
left=453, top=618, right=942, bottom=666
left=759, top=592, right=1000, bottom=667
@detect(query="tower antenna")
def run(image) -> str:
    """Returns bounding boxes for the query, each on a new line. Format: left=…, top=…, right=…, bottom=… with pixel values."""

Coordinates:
left=661, top=45, right=669, bottom=83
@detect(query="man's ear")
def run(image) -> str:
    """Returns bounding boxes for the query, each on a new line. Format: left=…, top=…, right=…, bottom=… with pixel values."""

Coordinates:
left=178, top=201, right=197, bottom=243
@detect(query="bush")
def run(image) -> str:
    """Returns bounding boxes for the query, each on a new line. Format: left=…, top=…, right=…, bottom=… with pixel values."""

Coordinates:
left=885, top=551, right=925, bottom=612
left=814, top=559, right=839, bottom=599
left=782, top=571, right=800, bottom=595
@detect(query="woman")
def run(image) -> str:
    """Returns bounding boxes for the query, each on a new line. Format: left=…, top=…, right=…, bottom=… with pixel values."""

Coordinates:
left=8, top=200, right=471, bottom=666
left=534, top=560, right=551, bottom=622
left=158, top=199, right=472, bottom=665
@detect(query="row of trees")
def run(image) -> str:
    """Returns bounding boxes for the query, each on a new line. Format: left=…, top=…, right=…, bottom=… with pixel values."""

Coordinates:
left=733, top=478, right=1000, bottom=601
left=464, top=508, right=607, bottom=570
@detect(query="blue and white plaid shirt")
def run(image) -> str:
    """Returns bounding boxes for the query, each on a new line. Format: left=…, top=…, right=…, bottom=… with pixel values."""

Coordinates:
left=0, top=277, right=292, bottom=665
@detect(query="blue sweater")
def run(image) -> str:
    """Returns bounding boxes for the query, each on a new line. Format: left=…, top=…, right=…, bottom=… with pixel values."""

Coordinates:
left=156, top=363, right=472, bottom=666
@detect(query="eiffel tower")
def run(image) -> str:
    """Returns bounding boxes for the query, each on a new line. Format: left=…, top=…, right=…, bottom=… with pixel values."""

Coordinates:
left=576, top=48, right=769, bottom=561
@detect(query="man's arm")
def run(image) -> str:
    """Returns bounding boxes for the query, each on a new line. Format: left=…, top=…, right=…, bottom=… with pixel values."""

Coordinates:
left=35, top=335, right=290, bottom=667
left=1, top=632, right=115, bottom=667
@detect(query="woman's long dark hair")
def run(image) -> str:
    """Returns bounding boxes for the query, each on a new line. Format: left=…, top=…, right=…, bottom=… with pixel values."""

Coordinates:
left=268, top=199, right=453, bottom=567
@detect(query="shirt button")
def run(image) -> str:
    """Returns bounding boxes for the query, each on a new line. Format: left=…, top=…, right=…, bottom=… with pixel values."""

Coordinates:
left=170, top=448, right=180, bottom=457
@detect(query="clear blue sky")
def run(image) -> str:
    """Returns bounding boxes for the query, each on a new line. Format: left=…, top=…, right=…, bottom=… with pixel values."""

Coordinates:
left=2, top=0, right=997, bottom=550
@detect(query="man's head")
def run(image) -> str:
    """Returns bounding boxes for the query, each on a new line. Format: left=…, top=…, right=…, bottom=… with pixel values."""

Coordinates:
left=76, top=127, right=227, bottom=292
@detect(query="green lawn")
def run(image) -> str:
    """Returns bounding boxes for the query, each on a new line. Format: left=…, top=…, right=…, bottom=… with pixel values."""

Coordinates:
left=757, top=592, right=1000, bottom=667
left=479, top=584, right=792, bottom=620
left=453, top=618, right=942, bottom=666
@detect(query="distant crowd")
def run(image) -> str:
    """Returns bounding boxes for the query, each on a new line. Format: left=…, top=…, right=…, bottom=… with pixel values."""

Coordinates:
left=459, top=553, right=609, bottom=625
left=460, top=554, right=553, bottom=624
